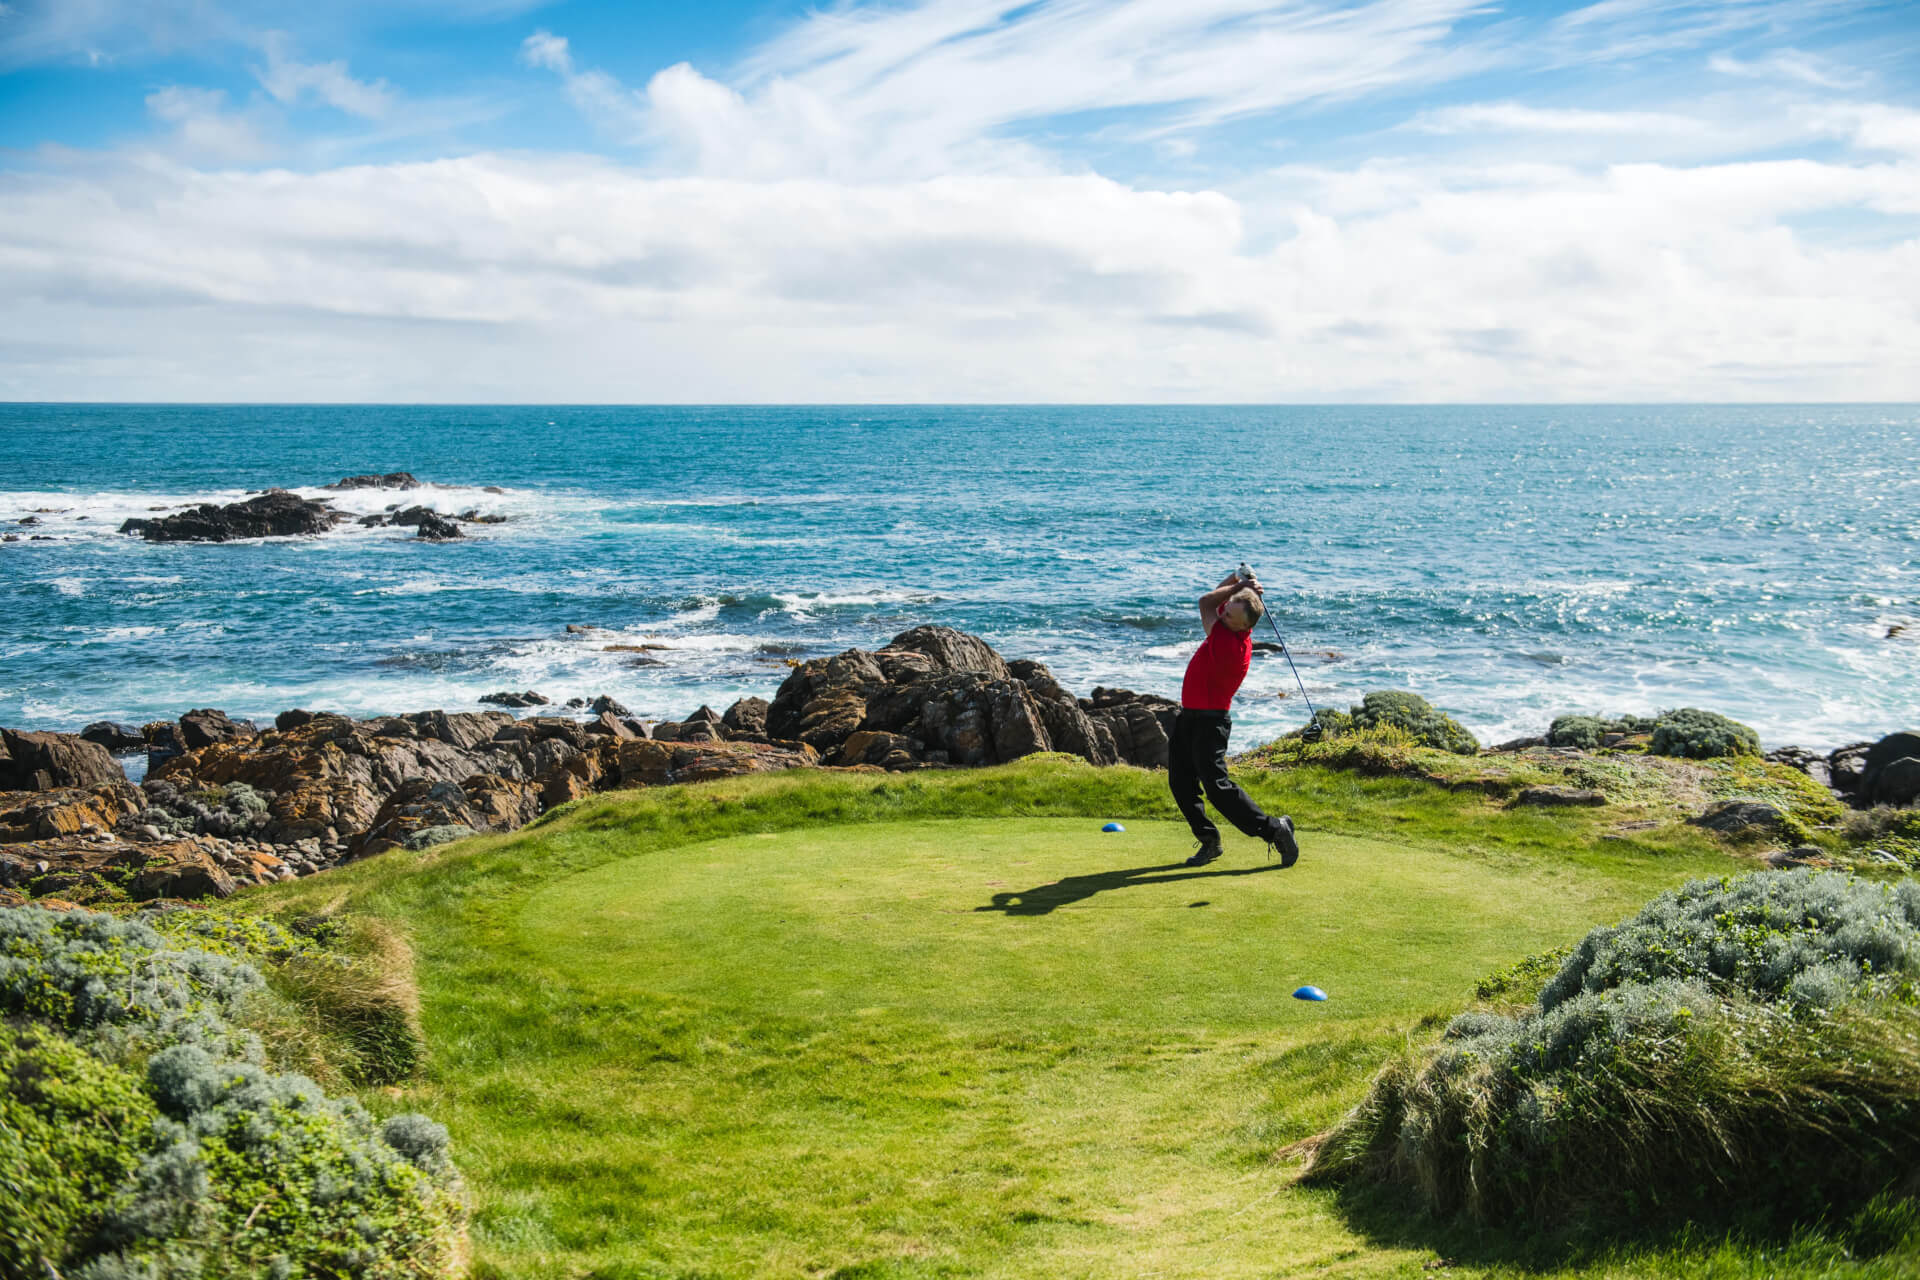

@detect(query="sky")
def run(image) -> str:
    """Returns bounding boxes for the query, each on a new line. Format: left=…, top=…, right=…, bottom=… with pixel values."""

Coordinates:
left=0, top=0, right=1916, bottom=402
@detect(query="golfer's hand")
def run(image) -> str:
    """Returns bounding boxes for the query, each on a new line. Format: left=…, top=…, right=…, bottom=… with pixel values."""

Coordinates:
left=1238, top=575, right=1263, bottom=595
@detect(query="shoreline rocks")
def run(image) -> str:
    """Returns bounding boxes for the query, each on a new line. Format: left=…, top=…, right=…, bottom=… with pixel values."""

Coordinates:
left=120, top=490, right=345, bottom=542
left=6, top=625, right=1918, bottom=907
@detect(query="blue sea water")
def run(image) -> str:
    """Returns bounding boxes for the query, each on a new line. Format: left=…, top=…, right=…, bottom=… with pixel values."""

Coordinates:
left=3, top=404, right=1916, bottom=754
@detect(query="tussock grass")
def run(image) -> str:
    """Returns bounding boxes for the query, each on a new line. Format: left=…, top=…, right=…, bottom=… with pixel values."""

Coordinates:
left=1307, top=869, right=1920, bottom=1242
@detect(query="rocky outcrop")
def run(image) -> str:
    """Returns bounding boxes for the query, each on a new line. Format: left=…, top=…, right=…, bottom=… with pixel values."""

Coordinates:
left=0, top=835, right=236, bottom=901
left=415, top=513, right=464, bottom=541
left=0, top=729, right=127, bottom=791
left=120, top=490, right=344, bottom=542
left=3, top=626, right=1188, bottom=904
left=328, top=472, right=421, bottom=490
left=480, top=691, right=549, bottom=708
left=765, top=626, right=1170, bottom=771
left=179, top=707, right=257, bottom=750
left=1770, top=731, right=1920, bottom=809
left=80, top=721, right=145, bottom=752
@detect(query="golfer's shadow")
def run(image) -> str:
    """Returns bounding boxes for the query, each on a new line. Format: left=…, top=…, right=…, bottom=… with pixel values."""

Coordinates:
left=975, top=860, right=1286, bottom=917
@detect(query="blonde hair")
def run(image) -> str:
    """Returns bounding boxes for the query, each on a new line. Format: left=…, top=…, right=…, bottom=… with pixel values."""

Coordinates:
left=1228, top=588, right=1265, bottom=627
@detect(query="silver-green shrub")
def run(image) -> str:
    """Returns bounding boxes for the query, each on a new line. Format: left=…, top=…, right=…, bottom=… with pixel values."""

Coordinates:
left=0, top=907, right=461, bottom=1278
left=1308, top=870, right=1920, bottom=1228
left=1649, top=707, right=1761, bottom=758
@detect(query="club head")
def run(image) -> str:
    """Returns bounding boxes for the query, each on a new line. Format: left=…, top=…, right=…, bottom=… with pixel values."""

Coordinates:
left=1299, top=723, right=1325, bottom=744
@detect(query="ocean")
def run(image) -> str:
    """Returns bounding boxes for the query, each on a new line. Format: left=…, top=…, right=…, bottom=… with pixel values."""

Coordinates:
left=3, top=404, right=1916, bottom=755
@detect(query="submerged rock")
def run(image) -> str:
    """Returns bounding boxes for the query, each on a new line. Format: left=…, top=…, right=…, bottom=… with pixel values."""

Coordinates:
left=328, top=472, right=421, bottom=490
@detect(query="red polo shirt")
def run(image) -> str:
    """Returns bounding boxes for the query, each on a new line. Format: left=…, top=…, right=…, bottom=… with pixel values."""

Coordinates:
left=1181, top=615, right=1252, bottom=710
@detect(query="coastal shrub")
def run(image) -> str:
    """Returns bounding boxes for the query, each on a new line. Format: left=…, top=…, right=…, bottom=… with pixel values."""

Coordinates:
left=1649, top=707, right=1761, bottom=759
left=0, top=1025, right=158, bottom=1277
left=0, top=906, right=259, bottom=1056
left=79, top=1046, right=461, bottom=1280
left=1306, top=869, right=1920, bottom=1231
left=1349, top=691, right=1479, bottom=755
left=140, top=779, right=276, bottom=839
left=0, top=906, right=462, bottom=1277
left=1546, top=714, right=1608, bottom=749
left=1547, top=713, right=1661, bottom=750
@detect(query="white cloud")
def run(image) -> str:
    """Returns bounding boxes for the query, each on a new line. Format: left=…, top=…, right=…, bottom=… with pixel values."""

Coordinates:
left=255, top=32, right=393, bottom=118
left=524, top=1, right=1500, bottom=178
left=142, top=85, right=273, bottom=162
left=1408, top=102, right=1708, bottom=136
left=0, top=148, right=1914, bottom=402
left=1709, top=48, right=1863, bottom=90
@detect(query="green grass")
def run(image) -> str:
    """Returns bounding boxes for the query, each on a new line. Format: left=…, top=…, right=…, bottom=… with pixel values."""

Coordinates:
left=239, top=759, right=1910, bottom=1278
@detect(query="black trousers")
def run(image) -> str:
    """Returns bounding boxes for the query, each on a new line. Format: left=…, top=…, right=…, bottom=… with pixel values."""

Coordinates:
left=1168, top=708, right=1278, bottom=846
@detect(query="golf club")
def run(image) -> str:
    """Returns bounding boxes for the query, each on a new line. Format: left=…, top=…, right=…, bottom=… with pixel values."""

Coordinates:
left=1237, top=562, right=1323, bottom=741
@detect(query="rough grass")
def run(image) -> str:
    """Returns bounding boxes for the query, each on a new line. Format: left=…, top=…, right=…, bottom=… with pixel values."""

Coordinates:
left=199, top=758, right=1920, bottom=1276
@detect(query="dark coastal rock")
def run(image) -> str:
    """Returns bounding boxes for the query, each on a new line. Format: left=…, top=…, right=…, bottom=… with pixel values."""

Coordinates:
left=589, top=695, right=632, bottom=717
left=723, top=697, right=771, bottom=737
left=329, top=472, right=421, bottom=490
left=1861, top=732, right=1920, bottom=807
left=415, top=513, right=464, bottom=541
left=276, top=709, right=316, bottom=732
left=80, top=720, right=145, bottom=752
left=1874, top=757, right=1920, bottom=809
left=388, top=505, right=439, bottom=527
left=0, top=728, right=127, bottom=791
left=179, top=708, right=256, bottom=750
left=1512, top=786, right=1607, bottom=808
left=480, top=691, right=549, bottom=709
left=120, top=490, right=342, bottom=542
left=766, top=627, right=1168, bottom=771
left=1690, top=800, right=1788, bottom=837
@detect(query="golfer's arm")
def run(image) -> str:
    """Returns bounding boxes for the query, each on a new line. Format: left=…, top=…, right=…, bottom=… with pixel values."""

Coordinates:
left=1197, top=581, right=1237, bottom=632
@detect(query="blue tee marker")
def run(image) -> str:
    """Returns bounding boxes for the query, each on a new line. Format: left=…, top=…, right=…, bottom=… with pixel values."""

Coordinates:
left=1101, top=822, right=1125, bottom=832
left=1293, top=986, right=1329, bottom=1002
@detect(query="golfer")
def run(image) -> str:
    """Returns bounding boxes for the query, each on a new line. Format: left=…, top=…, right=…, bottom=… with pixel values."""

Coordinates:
left=1171, top=570, right=1301, bottom=868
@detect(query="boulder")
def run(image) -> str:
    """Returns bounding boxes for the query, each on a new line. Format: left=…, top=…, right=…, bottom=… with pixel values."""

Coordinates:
left=415, top=513, right=464, bottom=541
left=722, top=697, right=770, bottom=736
left=0, top=785, right=145, bottom=842
left=1874, top=757, right=1920, bottom=809
left=1511, top=786, right=1607, bottom=808
left=1689, top=800, right=1788, bottom=838
left=350, top=778, right=485, bottom=857
left=275, top=708, right=316, bottom=732
left=121, top=490, right=341, bottom=541
left=0, top=728, right=128, bottom=791
left=388, top=505, right=438, bottom=526
left=835, top=731, right=920, bottom=770
left=179, top=708, right=256, bottom=750
left=80, top=721, right=145, bottom=752
left=1862, top=732, right=1920, bottom=806
left=0, top=835, right=234, bottom=902
left=882, top=625, right=1011, bottom=680
left=479, top=691, right=549, bottom=708
left=1828, top=742, right=1873, bottom=795
left=328, top=472, right=421, bottom=490
left=589, top=695, right=632, bottom=717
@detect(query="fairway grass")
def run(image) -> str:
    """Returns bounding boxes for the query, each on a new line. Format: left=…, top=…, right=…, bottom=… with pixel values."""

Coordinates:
left=244, top=761, right=1909, bottom=1278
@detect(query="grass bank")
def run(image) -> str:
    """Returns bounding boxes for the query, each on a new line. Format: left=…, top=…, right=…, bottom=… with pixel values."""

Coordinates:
left=238, top=758, right=1912, bottom=1277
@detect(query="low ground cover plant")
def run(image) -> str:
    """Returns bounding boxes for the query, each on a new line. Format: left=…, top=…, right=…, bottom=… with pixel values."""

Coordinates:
left=1306, top=869, right=1920, bottom=1236
left=0, top=906, right=460, bottom=1278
